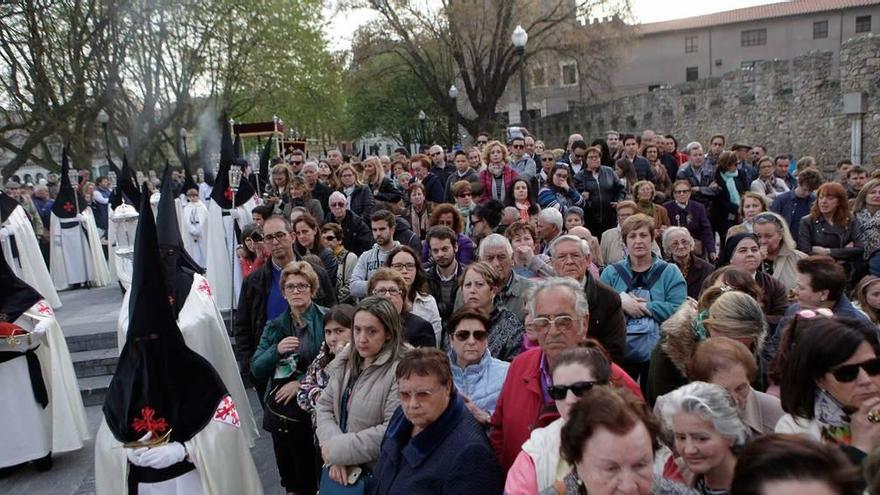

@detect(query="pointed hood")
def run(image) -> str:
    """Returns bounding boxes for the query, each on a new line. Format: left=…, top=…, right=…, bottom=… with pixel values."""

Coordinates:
left=110, top=155, right=142, bottom=211
left=0, top=249, right=43, bottom=323
left=103, top=187, right=226, bottom=444
left=210, top=114, right=256, bottom=208
left=51, top=146, right=87, bottom=219
left=108, top=156, right=124, bottom=210
left=0, top=191, right=18, bottom=222
left=233, top=133, right=244, bottom=161
left=179, top=149, right=198, bottom=198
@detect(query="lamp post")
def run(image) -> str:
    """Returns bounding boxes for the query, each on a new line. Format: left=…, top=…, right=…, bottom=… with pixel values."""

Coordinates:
left=418, top=110, right=427, bottom=151
left=511, top=25, right=529, bottom=128
left=448, top=85, right=459, bottom=149
left=98, top=109, right=110, bottom=158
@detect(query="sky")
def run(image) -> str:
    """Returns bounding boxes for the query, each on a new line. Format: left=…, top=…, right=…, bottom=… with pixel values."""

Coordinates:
left=323, top=0, right=785, bottom=51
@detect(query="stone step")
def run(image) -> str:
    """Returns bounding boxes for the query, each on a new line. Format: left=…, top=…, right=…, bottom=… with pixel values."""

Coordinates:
left=66, top=331, right=117, bottom=353
left=71, top=348, right=118, bottom=378
left=78, top=374, right=113, bottom=407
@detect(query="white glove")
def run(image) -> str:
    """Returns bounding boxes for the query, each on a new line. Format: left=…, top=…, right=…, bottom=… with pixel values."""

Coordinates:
left=0, top=226, right=9, bottom=239
left=30, top=320, right=51, bottom=342
left=228, top=209, right=240, bottom=221
left=127, top=433, right=187, bottom=469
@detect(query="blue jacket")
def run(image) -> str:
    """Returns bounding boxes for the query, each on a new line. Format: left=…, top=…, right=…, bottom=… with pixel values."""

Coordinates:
left=421, top=172, right=445, bottom=204
left=770, top=190, right=815, bottom=240
left=369, top=392, right=503, bottom=495
left=600, top=254, right=687, bottom=325
left=448, top=348, right=510, bottom=415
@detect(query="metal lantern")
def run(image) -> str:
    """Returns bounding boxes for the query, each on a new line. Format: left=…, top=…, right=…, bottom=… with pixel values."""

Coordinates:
left=67, top=169, right=79, bottom=189
left=229, top=164, right=242, bottom=192
left=108, top=170, right=117, bottom=189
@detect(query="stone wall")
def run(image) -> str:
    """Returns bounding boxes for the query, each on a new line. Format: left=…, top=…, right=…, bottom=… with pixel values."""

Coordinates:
left=529, top=34, right=880, bottom=172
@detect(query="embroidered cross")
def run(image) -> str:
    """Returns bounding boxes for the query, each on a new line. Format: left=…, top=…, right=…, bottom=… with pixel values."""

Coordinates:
left=132, top=406, right=169, bottom=437
left=62, top=202, right=74, bottom=213
left=197, top=279, right=212, bottom=296
left=36, top=302, right=53, bottom=316
left=213, top=396, right=240, bottom=427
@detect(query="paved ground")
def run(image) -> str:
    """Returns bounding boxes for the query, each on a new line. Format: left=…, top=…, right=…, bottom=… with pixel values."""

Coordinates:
left=0, top=285, right=284, bottom=495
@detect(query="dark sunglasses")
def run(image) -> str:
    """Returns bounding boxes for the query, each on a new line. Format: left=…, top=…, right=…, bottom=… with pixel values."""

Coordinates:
left=477, top=140, right=488, bottom=144
left=547, top=381, right=606, bottom=400
left=247, top=234, right=263, bottom=242
left=831, top=358, right=880, bottom=383
left=323, top=235, right=336, bottom=241
left=453, top=330, right=488, bottom=342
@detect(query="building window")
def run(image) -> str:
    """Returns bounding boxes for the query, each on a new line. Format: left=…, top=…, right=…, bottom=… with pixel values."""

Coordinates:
left=813, top=20, right=828, bottom=39
left=560, top=62, right=578, bottom=86
left=856, top=15, right=871, bottom=33
left=685, top=36, right=698, bottom=53
left=741, top=28, right=767, bottom=46
left=686, top=66, right=698, bottom=82
left=530, top=66, right=546, bottom=88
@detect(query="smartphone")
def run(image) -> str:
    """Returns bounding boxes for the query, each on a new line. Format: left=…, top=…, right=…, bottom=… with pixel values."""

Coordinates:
left=347, top=466, right=362, bottom=484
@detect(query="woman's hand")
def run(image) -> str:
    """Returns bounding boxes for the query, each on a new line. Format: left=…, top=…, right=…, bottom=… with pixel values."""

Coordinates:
left=851, top=397, right=880, bottom=454
left=329, top=464, right=349, bottom=485
left=277, top=336, right=300, bottom=355
left=514, top=245, right=534, bottom=266
left=321, top=444, right=330, bottom=463
left=274, top=380, right=300, bottom=405
left=463, top=395, right=490, bottom=424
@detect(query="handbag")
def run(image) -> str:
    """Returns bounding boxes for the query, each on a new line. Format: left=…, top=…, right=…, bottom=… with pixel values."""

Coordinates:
left=319, top=465, right=371, bottom=495
left=262, top=380, right=310, bottom=434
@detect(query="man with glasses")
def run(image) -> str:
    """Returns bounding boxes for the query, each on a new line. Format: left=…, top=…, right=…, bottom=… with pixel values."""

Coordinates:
left=325, top=190, right=373, bottom=255
left=567, top=140, right=587, bottom=178
left=234, top=215, right=296, bottom=398
left=476, top=132, right=490, bottom=151
left=428, top=144, right=451, bottom=190
left=445, top=150, right=479, bottom=203
left=508, top=136, right=536, bottom=180
left=663, top=179, right=716, bottom=261
left=488, top=277, right=641, bottom=470
left=287, top=149, right=305, bottom=175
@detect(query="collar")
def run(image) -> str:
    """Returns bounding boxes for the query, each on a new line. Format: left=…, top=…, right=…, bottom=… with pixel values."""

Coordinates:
left=436, top=260, right=460, bottom=281
left=387, top=392, right=466, bottom=468
left=675, top=201, right=688, bottom=209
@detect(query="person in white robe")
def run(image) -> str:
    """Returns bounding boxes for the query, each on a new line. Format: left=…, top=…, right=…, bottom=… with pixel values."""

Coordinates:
left=181, top=190, right=208, bottom=268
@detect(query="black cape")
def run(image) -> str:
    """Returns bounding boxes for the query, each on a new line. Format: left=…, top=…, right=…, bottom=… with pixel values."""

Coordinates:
left=0, top=248, right=43, bottom=323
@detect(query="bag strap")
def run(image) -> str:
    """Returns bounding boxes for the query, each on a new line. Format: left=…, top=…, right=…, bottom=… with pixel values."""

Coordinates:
left=643, top=262, right=668, bottom=290
left=611, top=261, right=634, bottom=291
left=613, top=260, right=668, bottom=291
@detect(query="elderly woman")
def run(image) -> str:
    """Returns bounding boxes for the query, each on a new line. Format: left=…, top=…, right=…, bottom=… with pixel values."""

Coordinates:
left=576, top=145, right=625, bottom=236
left=750, top=156, right=789, bottom=200
left=853, top=178, right=880, bottom=277
left=687, top=337, right=784, bottom=434
left=337, top=163, right=375, bottom=220
left=316, top=297, right=403, bottom=489
left=250, top=261, right=327, bottom=495
left=446, top=306, right=510, bottom=425
left=506, top=343, right=612, bottom=494
left=658, top=382, right=749, bottom=494
left=633, top=180, right=671, bottom=235
left=752, top=212, right=806, bottom=292
left=775, top=317, right=880, bottom=464
left=461, top=261, right=525, bottom=362
left=282, top=175, right=324, bottom=224
left=387, top=246, right=442, bottom=344
left=663, top=226, right=715, bottom=300
left=647, top=282, right=768, bottom=406
left=505, top=221, right=555, bottom=278
left=798, top=182, right=862, bottom=275
left=367, top=268, right=435, bottom=347
left=538, top=163, right=586, bottom=215
left=664, top=180, right=716, bottom=261
left=725, top=191, right=767, bottom=240
left=717, top=233, right=788, bottom=327
left=370, top=348, right=504, bottom=494
left=422, top=204, right=475, bottom=265
left=550, top=387, right=695, bottom=495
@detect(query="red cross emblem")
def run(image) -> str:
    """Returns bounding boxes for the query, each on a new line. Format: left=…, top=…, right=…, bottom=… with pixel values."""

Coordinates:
left=36, top=302, right=53, bottom=316
left=131, top=406, right=169, bottom=437
left=197, top=279, right=212, bottom=296
left=62, top=202, right=74, bottom=213
left=213, top=396, right=239, bottom=428
left=223, top=188, right=233, bottom=201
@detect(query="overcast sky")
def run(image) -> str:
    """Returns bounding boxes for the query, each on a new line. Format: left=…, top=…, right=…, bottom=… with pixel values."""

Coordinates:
left=323, top=0, right=784, bottom=51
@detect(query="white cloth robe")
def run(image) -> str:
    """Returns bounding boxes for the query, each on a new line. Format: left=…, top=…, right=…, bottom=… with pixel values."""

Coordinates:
left=0, top=301, right=90, bottom=467
left=204, top=197, right=256, bottom=312
left=181, top=201, right=208, bottom=268
left=49, top=208, right=110, bottom=289
left=94, top=400, right=263, bottom=495
left=117, top=273, right=259, bottom=446
left=1, top=205, right=62, bottom=308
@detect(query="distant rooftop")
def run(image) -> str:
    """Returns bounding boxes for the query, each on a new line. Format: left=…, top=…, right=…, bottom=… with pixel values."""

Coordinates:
left=638, top=0, right=880, bottom=35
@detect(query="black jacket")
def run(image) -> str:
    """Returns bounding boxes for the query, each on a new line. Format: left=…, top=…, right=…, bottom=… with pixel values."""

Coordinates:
left=294, top=243, right=339, bottom=288
left=583, top=274, right=627, bottom=364
left=311, top=181, right=332, bottom=217
left=326, top=209, right=374, bottom=256
left=403, top=312, right=436, bottom=348
left=346, top=185, right=375, bottom=220
left=426, top=262, right=465, bottom=321
left=576, top=165, right=625, bottom=235
left=394, top=217, right=422, bottom=251
left=371, top=177, right=404, bottom=205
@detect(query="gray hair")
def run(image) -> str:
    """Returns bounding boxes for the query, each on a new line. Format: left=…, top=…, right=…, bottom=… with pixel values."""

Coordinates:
left=301, top=161, right=318, bottom=172
left=658, top=381, right=749, bottom=450
left=328, top=191, right=346, bottom=204
left=33, top=184, right=48, bottom=194
left=527, top=277, right=590, bottom=319
left=753, top=211, right=796, bottom=252
left=686, top=141, right=703, bottom=154
left=538, top=208, right=563, bottom=230
left=662, top=226, right=695, bottom=252
left=549, top=234, right=590, bottom=257
left=478, top=233, right=513, bottom=258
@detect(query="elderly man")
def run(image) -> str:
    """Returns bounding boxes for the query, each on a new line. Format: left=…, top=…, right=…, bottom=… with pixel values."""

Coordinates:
left=454, top=234, right=533, bottom=321
left=301, top=160, right=332, bottom=215
left=548, top=234, right=626, bottom=363
left=535, top=207, right=563, bottom=255
left=489, top=277, right=641, bottom=470
left=428, top=144, right=451, bottom=190
left=325, top=191, right=373, bottom=255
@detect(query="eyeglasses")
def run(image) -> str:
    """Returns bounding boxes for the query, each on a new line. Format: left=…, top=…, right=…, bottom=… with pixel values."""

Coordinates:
left=372, top=287, right=403, bottom=297
left=477, top=140, right=488, bottom=145
left=573, top=154, right=585, bottom=160
left=547, top=380, right=607, bottom=400
left=291, top=161, right=303, bottom=166
left=830, top=358, right=880, bottom=383
left=531, top=315, right=578, bottom=334
left=511, top=144, right=524, bottom=149
left=541, top=157, right=555, bottom=162
left=263, top=231, right=288, bottom=242
left=400, top=387, right=441, bottom=403
left=453, top=330, right=489, bottom=342
left=284, top=283, right=311, bottom=293
left=391, top=262, right=417, bottom=271
left=430, top=152, right=442, bottom=157
left=330, top=202, right=346, bottom=208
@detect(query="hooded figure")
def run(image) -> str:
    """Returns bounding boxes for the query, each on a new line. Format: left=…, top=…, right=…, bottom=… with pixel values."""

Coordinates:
left=116, top=168, right=258, bottom=445
left=49, top=146, right=110, bottom=290
left=204, top=117, right=259, bottom=311
left=108, top=155, right=142, bottom=288
left=0, top=253, right=89, bottom=470
left=95, top=189, right=262, bottom=495
left=1, top=190, right=61, bottom=308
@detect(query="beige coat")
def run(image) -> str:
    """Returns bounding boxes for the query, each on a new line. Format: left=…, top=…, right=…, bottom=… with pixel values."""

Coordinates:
left=316, top=345, right=400, bottom=468
left=768, top=246, right=806, bottom=292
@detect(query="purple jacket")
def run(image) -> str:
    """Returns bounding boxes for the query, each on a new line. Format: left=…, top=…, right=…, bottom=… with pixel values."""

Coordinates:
left=663, top=200, right=716, bottom=255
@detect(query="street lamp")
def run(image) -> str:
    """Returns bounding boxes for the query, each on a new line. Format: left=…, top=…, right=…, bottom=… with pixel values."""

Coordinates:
left=97, top=109, right=111, bottom=160
left=511, top=25, right=529, bottom=128
left=448, top=85, right=459, bottom=149
left=418, top=110, right=427, bottom=150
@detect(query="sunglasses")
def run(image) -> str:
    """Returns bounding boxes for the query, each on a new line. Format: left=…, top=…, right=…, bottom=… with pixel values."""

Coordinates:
left=453, top=330, right=488, bottom=342
left=541, top=157, right=555, bottom=162
left=477, top=140, right=488, bottom=145
left=831, top=358, right=880, bottom=383
left=247, top=234, right=263, bottom=242
left=330, top=202, right=346, bottom=207
left=323, top=235, right=336, bottom=241
left=547, top=381, right=606, bottom=401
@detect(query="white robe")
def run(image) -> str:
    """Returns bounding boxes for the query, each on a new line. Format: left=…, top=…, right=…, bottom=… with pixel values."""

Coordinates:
left=49, top=209, right=111, bottom=289
left=94, top=398, right=263, bottom=495
left=117, top=274, right=259, bottom=446
left=181, top=201, right=208, bottom=268
left=0, top=301, right=90, bottom=467
left=204, top=197, right=256, bottom=312
left=1, top=205, right=62, bottom=308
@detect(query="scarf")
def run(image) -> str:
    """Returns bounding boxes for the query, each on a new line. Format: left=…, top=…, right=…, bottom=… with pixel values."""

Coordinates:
left=410, top=205, right=428, bottom=238
left=515, top=201, right=531, bottom=221
left=720, top=170, right=741, bottom=207
left=693, top=309, right=710, bottom=341
left=638, top=199, right=656, bottom=218
left=814, top=388, right=853, bottom=446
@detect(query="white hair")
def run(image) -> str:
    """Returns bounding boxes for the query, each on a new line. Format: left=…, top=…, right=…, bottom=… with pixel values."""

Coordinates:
left=686, top=141, right=703, bottom=154
left=527, top=277, right=590, bottom=318
left=301, top=161, right=318, bottom=172
left=658, top=381, right=750, bottom=450
left=538, top=208, right=563, bottom=230
left=328, top=191, right=346, bottom=204
left=549, top=234, right=590, bottom=257
left=478, top=233, right=513, bottom=258
left=661, top=226, right=695, bottom=252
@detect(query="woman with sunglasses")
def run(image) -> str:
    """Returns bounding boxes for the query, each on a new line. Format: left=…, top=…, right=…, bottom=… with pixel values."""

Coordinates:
left=446, top=306, right=510, bottom=426
left=505, top=343, right=611, bottom=495
left=776, top=317, right=880, bottom=464
left=320, top=223, right=357, bottom=304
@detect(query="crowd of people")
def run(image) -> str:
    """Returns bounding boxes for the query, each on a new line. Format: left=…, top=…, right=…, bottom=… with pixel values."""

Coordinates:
left=4, top=125, right=880, bottom=495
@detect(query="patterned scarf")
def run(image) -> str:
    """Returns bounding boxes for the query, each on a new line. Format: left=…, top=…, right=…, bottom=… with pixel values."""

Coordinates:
left=814, top=388, right=853, bottom=446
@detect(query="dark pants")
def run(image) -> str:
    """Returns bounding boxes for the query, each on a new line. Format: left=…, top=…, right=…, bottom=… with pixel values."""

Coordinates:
left=271, top=419, right=318, bottom=494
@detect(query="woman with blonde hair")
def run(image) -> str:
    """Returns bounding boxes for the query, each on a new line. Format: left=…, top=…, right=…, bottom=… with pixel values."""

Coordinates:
left=853, top=178, right=880, bottom=276
left=362, top=155, right=403, bottom=206
left=336, top=162, right=375, bottom=219
left=752, top=211, right=806, bottom=292
left=478, top=141, right=519, bottom=204
left=853, top=275, right=880, bottom=326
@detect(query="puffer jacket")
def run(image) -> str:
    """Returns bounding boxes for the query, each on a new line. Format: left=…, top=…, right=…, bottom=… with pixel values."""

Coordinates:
left=449, top=348, right=510, bottom=415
